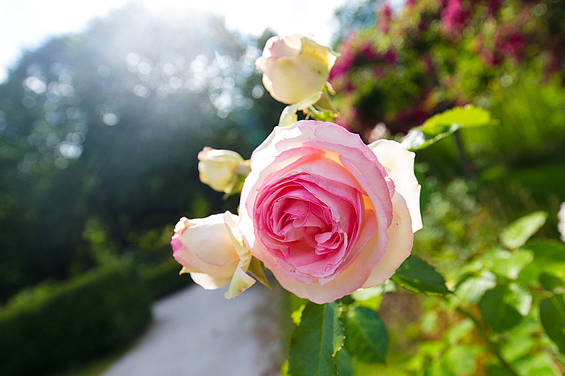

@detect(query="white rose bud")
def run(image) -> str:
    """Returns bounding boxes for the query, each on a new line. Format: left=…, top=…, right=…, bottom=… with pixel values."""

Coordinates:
left=255, top=34, right=338, bottom=104
left=171, top=212, right=256, bottom=298
left=198, top=147, right=249, bottom=194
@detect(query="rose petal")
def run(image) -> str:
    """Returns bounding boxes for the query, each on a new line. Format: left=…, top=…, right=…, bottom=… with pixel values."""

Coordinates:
left=190, top=272, right=233, bottom=290
left=369, top=139, right=422, bottom=232
left=175, top=214, right=239, bottom=267
left=267, top=208, right=383, bottom=303
left=363, top=192, right=414, bottom=287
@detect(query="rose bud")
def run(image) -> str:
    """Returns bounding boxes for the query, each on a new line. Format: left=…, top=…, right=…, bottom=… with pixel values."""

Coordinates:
left=171, top=212, right=255, bottom=298
left=198, top=147, right=250, bottom=194
left=255, top=34, right=338, bottom=104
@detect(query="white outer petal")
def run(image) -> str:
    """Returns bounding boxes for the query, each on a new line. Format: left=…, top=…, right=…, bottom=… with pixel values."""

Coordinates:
left=363, top=192, right=413, bottom=287
left=190, top=273, right=232, bottom=290
left=369, top=139, right=423, bottom=232
left=177, top=214, right=239, bottom=267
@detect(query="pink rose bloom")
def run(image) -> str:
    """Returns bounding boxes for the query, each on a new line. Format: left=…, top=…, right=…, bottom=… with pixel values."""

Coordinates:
left=239, top=121, right=421, bottom=303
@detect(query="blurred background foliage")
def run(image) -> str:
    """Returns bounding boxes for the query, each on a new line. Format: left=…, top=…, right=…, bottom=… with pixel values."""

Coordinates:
left=0, top=0, right=564, bottom=375
left=0, top=4, right=281, bottom=301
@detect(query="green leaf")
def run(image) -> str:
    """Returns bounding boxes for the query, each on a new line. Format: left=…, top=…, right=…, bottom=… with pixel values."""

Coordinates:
left=518, top=240, right=565, bottom=287
left=351, top=280, right=394, bottom=301
left=539, top=273, right=564, bottom=293
left=479, top=285, right=525, bottom=332
left=522, top=239, right=565, bottom=267
left=391, top=255, right=450, bottom=294
left=479, top=248, right=533, bottom=280
left=486, top=363, right=516, bottom=376
left=445, top=319, right=474, bottom=345
left=455, top=270, right=496, bottom=303
left=513, top=352, right=560, bottom=376
left=401, top=105, right=492, bottom=151
left=343, top=306, right=388, bottom=363
left=540, top=294, right=565, bottom=354
left=335, top=348, right=354, bottom=376
left=500, top=211, right=547, bottom=249
left=444, top=345, right=477, bottom=375
left=288, top=302, right=344, bottom=376
left=508, top=284, right=532, bottom=316
left=351, top=280, right=394, bottom=310
left=289, top=294, right=308, bottom=326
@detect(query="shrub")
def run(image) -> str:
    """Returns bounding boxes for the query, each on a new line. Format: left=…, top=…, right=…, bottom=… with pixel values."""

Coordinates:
left=332, top=0, right=565, bottom=151
left=141, top=259, right=192, bottom=299
left=0, top=261, right=152, bottom=375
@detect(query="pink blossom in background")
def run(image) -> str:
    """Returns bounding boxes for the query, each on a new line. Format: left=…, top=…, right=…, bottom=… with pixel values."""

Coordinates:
left=487, top=0, right=503, bottom=17
left=384, top=49, right=397, bottom=64
left=238, top=121, right=421, bottom=303
left=480, top=48, right=503, bottom=66
left=496, top=27, right=527, bottom=62
left=377, top=2, right=393, bottom=34
left=344, top=81, right=356, bottom=93
left=360, top=42, right=380, bottom=60
left=393, top=107, right=430, bottom=134
left=441, top=0, right=470, bottom=36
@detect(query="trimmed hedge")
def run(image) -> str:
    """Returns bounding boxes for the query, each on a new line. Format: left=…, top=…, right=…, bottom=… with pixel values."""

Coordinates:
left=142, top=259, right=192, bottom=299
left=0, top=261, right=152, bottom=375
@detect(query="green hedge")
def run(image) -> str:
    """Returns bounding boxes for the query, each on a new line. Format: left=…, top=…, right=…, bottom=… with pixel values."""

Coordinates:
left=0, top=261, right=152, bottom=375
left=141, top=259, right=192, bottom=299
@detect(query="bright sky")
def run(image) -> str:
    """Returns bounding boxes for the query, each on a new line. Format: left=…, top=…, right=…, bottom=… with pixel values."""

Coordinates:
left=0, top=0, right=337, bottom=82
left=0, top=0, right=405, bottom=82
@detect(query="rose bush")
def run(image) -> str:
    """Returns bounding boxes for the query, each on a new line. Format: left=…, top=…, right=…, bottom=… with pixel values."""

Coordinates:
left=238, top=120, right=421, bottom=303
left=255, top=34, right=337, bottom=104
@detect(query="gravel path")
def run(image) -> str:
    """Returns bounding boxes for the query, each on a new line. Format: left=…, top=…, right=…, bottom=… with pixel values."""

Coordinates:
left=104, top=285, right=282, bottom=376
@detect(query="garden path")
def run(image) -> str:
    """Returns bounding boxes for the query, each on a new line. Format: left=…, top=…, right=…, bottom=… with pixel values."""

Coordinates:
left=103, top=284, right=282, bottom=376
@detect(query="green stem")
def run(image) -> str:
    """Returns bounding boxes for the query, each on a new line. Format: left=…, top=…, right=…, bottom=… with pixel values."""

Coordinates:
left=453, top=130, right=475, bottom=180
left=455, top=306, right=519, bottom=376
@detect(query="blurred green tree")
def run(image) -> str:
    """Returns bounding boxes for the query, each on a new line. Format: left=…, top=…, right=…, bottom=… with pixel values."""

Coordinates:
left=0, top=4, right=283, bottom=301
